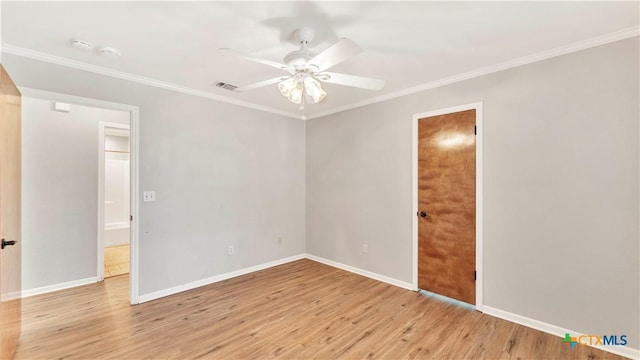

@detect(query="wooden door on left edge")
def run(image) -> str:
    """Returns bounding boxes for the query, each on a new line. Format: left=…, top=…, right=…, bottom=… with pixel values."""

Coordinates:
left=417, top=109, right=476, bottom=305
left=0, top=64, right=22, bottom=359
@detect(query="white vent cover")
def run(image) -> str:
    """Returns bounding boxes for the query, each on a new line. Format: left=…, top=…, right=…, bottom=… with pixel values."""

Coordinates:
left=215, top=82, right=238, bottom=91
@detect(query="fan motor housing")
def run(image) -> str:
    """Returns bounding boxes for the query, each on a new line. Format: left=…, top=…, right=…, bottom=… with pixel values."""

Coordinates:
left=294, top=27, right=315, bottom=44
left=284, top=27, right=318, bottom=68
left=284, top=49, right=316, bottom=67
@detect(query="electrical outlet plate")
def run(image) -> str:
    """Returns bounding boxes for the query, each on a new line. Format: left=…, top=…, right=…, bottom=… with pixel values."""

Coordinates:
left=228, top=245, right=234, bottom=255
left=362, top=244, right=368, bottom=253
left=143, top=191, right=156, bottom=202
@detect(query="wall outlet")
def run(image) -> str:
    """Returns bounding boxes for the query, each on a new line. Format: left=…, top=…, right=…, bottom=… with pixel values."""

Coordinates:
left=228, top=245, right=234, bottom=255
left=143, top=191, right=156, bottom=202
left=362, top=243, right=368, bottom=253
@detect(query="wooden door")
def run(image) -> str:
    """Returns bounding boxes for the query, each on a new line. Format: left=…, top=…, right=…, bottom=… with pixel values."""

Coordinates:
left=0, top=64, right=22, bottom=359
left=418, top=109, right=476, bottom=305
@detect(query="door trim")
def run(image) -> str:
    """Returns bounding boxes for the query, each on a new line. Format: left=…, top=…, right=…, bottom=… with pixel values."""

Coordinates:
left=412, top=102, right=483, bottom=311
left=19, top=87, right=141, bottom=305
left=98, top=121, right=130, bottom=282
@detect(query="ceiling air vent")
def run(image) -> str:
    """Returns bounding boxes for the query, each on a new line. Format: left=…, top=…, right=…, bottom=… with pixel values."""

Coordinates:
left=215, top=82, right=238, bottom=91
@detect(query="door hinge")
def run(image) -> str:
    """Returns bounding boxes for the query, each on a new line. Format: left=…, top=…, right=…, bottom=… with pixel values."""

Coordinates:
left=474, top=125, right=477, bottom=135
left=474, top=271, right=477, bottom=281
left=130, top=215, right=133, bottom=221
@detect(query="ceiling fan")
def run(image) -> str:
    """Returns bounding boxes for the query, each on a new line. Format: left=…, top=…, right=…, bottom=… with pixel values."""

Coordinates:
left=219, top=27, right=385, bottom=112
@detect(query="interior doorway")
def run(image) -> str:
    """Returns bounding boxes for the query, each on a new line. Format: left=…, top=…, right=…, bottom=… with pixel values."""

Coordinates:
left=21, top=87, right=141, bottom=304
left=100, top=124, right=130, bottom=279
left=412, top=102, right=483, bottom=310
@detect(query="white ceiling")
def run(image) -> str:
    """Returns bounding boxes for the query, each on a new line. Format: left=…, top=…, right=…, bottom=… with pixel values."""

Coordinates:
left=2, top=1, right=638, bottom=119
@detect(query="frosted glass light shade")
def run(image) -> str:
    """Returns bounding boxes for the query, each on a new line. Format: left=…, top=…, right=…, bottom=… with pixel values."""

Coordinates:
left=278, top=77, right=298, bottom=97
left=279, top=77, right=304, bottom=104
left=304, top=76, right=327, bottom=103
left=288, top=83, right=304, bottom=104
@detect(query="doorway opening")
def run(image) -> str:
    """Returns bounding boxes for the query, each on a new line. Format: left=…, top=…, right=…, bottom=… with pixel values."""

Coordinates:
left=412, top=102, right=483, bottom=311
left=21, top=88, right=140, bottom=304
left=100, top=124, right=130, bottom=279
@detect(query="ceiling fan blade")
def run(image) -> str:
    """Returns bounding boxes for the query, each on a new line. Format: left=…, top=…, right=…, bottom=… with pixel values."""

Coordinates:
left=321, top=72, right=385, bottom=91
left=234, top=77, right=287, bottom=92
left=219, top=48, right=290, bottom=72
left=307, top=38, right=363, bottom=72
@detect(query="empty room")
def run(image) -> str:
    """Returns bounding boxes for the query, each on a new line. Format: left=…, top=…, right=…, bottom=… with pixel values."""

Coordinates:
left=0, top=1, right=638, bottom=359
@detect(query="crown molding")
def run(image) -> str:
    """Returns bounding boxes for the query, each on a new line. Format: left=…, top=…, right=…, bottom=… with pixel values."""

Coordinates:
left=307, top=26, right=640, bottom=120
left=1, top=44, right=301, bottom=120
left=3, top=26, right=638, bottom=121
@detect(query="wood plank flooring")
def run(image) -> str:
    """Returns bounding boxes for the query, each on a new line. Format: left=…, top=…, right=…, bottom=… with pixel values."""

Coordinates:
left=14, top=259, right=624, bottom=359
left=104, top=244, right=129, bottom=277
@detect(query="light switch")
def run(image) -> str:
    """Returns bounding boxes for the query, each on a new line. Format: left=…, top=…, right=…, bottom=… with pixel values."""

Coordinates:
left=143, top=191, right=156, bottom=202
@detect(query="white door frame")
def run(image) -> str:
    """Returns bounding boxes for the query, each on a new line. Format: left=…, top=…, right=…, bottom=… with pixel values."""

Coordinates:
left=412, top=102, right=484, bottom=311
left=98, top=122, right=130, bottom=282
left=19, top=87, right=141, bottom=305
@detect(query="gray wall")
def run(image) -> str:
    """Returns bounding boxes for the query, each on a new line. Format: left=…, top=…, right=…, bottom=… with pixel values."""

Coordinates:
left=7, top=56, right=305, bottom=296
left=306, top=38, right=639, bottom=348
left=21, top=98, right=130, bottom=290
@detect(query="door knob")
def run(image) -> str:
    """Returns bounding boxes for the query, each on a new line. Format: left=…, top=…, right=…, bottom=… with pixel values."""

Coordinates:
left=1, top=239, right=16, bottom=249
left=418, top=211, right=429, bottom=218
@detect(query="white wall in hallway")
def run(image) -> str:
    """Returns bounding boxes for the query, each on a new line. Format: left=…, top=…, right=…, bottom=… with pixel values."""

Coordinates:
left=104, top=134, right=130, bottom=246
left=21, top=97, right=130, bottom=290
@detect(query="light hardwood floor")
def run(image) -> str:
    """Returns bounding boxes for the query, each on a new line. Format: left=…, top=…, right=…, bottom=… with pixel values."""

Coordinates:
left=104, top=244, right=129, bottom=277
left=15, top=259, right=624, bottom=359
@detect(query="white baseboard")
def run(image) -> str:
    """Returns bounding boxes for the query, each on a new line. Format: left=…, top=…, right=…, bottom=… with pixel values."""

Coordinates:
left=19, top=255, right=637, bottom=360
left=483, top=306, right=640, bottom=360
left=304, top=253, right=415, bottom=291
left=21, top=277, right=99, bottom=298
left=137, top=253, right=415, bottom=303
left=137, top=254, right=307, bottom=303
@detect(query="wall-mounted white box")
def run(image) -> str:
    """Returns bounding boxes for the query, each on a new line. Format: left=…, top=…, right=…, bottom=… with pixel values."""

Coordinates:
left=53, top=102, right=71, bottom=112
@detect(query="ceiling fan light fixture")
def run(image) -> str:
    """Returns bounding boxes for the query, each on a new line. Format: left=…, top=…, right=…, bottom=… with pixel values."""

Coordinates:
left=304, top=76, right=326, bottom=103
left=278, top=77, right=298, bottom=97
left=279, top=76, right=305, bottom=104
left=288, top=82, right=304, bottom=104
left=221, top=27, right=384, bottom=114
